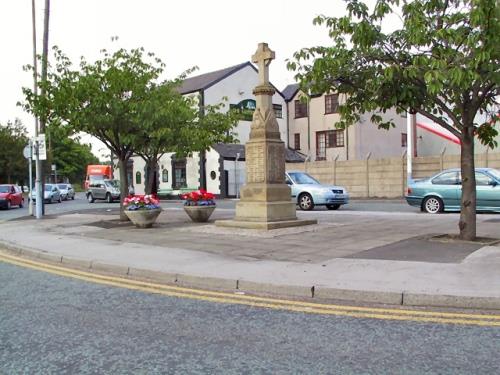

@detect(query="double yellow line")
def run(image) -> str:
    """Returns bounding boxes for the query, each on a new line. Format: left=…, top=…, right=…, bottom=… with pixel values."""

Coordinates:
left=1, top=252, right=500, bottom=327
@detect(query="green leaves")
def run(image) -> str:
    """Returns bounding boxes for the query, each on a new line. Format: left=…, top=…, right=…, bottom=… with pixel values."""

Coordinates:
left=289, top=0, right=500, bottom=146
left=0, top=119, right=29, bottom=184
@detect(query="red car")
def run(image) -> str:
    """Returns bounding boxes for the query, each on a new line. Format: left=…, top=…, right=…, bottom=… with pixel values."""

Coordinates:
left=0, top=184, right=24, bottom=210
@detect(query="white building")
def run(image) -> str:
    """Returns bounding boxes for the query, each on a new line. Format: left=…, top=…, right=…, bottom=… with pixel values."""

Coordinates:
left=126, top=62, right=304, bottom=197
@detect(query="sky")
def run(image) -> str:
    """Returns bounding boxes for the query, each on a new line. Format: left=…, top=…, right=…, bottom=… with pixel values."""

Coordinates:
left=0, top=0, right=349, bottom=158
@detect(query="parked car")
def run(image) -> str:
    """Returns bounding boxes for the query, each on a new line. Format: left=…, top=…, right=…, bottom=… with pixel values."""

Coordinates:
left=0, top=184, right=24, bottom=210
left=31, top=183, right=62, bottom=204
left=405, top=168, right=500, bottom=213
left=86, top=179, right=121, bottom=203
left=285, top=171, right=349, bottom=211
left=57, top=183, right=75, bottom=200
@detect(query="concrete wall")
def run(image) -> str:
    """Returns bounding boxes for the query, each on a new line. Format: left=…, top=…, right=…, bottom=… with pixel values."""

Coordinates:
left=286, top=151, right=500, bottom=198
left=357, top=109, right=407, bottom=160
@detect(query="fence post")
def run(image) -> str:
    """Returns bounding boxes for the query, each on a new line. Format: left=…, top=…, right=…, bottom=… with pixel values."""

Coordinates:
left=333, top=154, right=339, bottom=185
left=402, top=150, right=407, bottom=197
left=366, top=152, right=372, bottom=198
left=440, top=147, right=446, bottom=171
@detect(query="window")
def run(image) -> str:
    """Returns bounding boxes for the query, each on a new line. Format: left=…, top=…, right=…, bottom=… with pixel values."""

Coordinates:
left=325, top=94, right=339, bottom=114
left=316, top=132, right=326, bottom=160
left=162, top=169, right=168, bottom=183
left=294, top=133, right=300, bottom=150
left=273, top=104, right=283, bottom=118
left=135, top=172, right=141, bottom=185
left=475, top=172, right=493, bottom=186
left=432, top=171, right=458, bottom=185
left=294, top=100, right=307, bottom=118
left=316, top=130, right=344, bottom=160
left=401, top=133, right=408, bottom=147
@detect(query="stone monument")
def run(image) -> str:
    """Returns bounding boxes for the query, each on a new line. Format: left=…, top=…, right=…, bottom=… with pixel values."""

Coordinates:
left=216, top=43, right=316, bottom=229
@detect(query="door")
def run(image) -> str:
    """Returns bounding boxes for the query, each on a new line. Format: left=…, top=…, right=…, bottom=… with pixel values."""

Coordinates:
left=172, top=161, right=187, bottom=189
left=475, top=171, right=499, bottom=209
left=431, top=171, right=460, bottom=209
left=94, top=183, right=106, bottom=199
left=12, top=186, right=22, bottom=206
left=285, top=174, right=298, bottom=198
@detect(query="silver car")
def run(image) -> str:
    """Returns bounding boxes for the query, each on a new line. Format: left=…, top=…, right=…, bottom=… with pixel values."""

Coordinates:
left=31, top=183, right=62, bottom=204
left=57, top=183, right=75, bottom=201
left=286, top=171, right=349, bottom=210
left=87, top=179, right=121, bottom=203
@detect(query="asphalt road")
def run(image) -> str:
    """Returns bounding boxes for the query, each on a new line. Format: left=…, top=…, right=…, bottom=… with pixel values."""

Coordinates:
left=0, top=193, right=418, bottom=221
left=1, top=261, right=499, bottom=374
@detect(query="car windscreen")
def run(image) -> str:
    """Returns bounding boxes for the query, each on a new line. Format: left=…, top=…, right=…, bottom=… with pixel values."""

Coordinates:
left=488, top=169, right=500, bottom=180
left=44, top=185, right=53, bottom=191
left=105, top=180, right=119, bottom=188
left=90, top=175, right=104, bottom=181
left=0, top=186, right=11, bottom=193
left=288, top=172, right=320, bottom=185
left=58, top=184, right=68, bottom=189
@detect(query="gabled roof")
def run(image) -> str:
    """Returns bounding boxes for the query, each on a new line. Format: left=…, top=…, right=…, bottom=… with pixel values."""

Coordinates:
left=212, top=143, right=306, bottom=163
left=282, top=83, right=300, bottom=102
left=178, top=62, right=253, bottom=95
left=178, top=62, right=285, bottom=99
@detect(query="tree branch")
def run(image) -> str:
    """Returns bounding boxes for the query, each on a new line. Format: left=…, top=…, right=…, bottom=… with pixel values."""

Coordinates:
left=416, top=107, right=462, bottom=140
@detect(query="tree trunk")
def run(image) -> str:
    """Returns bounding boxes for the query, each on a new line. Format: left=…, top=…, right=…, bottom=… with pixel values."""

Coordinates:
left=118, top=157, right=130, bottom=221
left=144, top=159, right=158, bottom=195
left=200, top=150, right=207, bottom=191
left=458, top=125, right=476, bottom=241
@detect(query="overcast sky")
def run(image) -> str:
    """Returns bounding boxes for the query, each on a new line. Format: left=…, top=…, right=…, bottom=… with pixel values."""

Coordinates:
left=0, top=0, right=352, bottom=157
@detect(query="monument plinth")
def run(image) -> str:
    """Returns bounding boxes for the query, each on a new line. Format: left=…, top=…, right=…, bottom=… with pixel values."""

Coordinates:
left=216, top=43, right=316, bottom=230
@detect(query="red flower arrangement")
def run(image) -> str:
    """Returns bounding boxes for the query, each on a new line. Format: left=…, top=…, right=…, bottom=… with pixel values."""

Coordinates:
left=123, top=194, right=161, bottom=211
left=179, top=189, right=216, bottom=206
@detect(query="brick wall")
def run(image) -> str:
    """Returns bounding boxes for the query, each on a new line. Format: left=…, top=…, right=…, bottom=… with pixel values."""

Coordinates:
left=286, top=151, right=500, bottom=198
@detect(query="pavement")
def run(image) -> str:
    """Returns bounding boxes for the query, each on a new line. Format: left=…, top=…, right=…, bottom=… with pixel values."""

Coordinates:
left=1, top=205, right=500, bottom=310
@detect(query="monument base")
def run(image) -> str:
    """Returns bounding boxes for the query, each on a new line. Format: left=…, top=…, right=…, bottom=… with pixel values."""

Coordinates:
left=215, top=218, right=317, bottom=230
left=216, top=200, right=317, bottom=230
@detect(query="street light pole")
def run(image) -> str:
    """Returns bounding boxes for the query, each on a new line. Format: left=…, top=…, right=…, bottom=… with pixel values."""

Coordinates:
left=31, top=0, right=43, bottom=219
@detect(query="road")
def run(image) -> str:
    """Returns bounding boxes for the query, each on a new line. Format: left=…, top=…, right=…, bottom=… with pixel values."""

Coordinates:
left=1, top=260, right=499, bottom=374
left=0, top=192, right=418, bottom=221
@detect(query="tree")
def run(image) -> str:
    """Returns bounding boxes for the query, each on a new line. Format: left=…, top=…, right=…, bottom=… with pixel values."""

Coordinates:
left=289, top=0, right=499, bottom=240
left=46, top=124, right=99, bottom=186
left=0, top=120, right=29, bottom=185
left=22, top=46, right=164, bottom=220
left=133, top=81, right=238, bottom=195
left=133, top=81, right=195, bottom=195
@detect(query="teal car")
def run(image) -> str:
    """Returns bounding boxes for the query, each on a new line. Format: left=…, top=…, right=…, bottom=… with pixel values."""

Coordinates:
left=405, top=168, right=500, bottom=213
left=286, top=171, right=349, bottom=211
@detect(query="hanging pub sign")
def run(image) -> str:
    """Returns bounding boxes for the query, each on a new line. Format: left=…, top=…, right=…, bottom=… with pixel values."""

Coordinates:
left=230, top=99, right=256, bottom=121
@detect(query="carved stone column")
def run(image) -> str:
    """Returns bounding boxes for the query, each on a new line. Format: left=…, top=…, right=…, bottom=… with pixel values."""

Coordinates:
left=216, top=43, right=316, bottom=229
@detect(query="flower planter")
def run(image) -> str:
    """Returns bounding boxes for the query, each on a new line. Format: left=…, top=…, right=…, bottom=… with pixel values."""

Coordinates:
left=124, top=208, right=162, bottom=228
left=183, top=205, right=216, bottom=223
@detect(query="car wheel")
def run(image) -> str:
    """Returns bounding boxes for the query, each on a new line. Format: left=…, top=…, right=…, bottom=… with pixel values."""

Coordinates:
left=106, top=193, right=113, bottom=203
left=326, top=204, right=341, bottom=210
left=58, top=196, right=62, bottom=203
left=298, top=193, right=314, bottom=211
left=71, top=195, right=75, bottom=200
left=87, top=193, right=95, bottom=203
left=422, top=196, right=444, bottom=214
left=19, top=199, right=24, bottom=208
left=6, top=200, right=11, bottom=210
